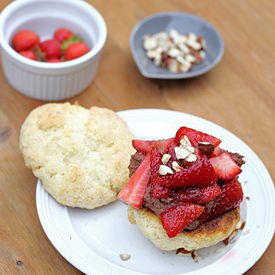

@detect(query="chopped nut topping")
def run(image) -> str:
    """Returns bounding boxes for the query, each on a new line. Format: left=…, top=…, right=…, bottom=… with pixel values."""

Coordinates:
left=159, top=165, right=173, bottom=175
left=120, top=254, right=131, bottom=261
left=172, top=161, right=181, bottom=172
left=143, top=38, right=157, bottom=50
left=186, top=40, right=201, bottom=50
left=200, top=51, right=206, bottom=59
left=174, top=147, right=190, bottom=160
left=146, top=50, right=160, bottom=59
left=168, top=48, right=181, bottom=58
left=198, top=141, right=211, bottom=145
left=198, top=142, right=214, bottom=156
left=167, top=59, right=179, bottom=73
left=180, top=135, right=192, bottom=147
left=185, top=54, right=196, bottom=63
left=185, top=153, right=197, bottom=162
left=185, top=145, right=195, bottom=153
left=143, top=30, right=206, bottom=73
left=161, top=153, right=171, bottom=165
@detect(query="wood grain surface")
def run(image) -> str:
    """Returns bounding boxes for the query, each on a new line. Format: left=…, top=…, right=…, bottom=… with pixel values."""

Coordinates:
left=0, top=0, right=274, bottom=274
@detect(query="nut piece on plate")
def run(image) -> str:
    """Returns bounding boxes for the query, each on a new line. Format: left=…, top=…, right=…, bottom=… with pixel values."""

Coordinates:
left=19, top=103, right=134, bottom=209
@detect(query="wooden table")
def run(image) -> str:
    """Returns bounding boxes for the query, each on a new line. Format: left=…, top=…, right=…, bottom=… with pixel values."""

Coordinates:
left=0, top=0, right=274, bottom=274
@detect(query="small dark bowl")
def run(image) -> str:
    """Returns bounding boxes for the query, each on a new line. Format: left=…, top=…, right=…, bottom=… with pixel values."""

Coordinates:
left=130, top=12, right=224, bottom=79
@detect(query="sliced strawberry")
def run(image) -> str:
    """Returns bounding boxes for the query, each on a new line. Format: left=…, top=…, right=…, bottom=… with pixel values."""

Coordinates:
left=132, top=137, right=174, bottom=155
left=196, top=184, right=222, bottom=204
left=173, top=183, right=222, bottom=204
left=210, top=146, right=223, bottom=158
left=198, top=179, right=243, bottom=222
left=210, top=152, right=242, bottom=180
left=160, top=203, right=205, bottom=238
left=154, top=138, right=175, bottom=154
left=132, top=140, right=153, bottom=155
left=117, top=153, right=150, bottom=208
left=151, top=147, right=217, bottom=188
left=175, top=127, right=221, bottom=147
left=150, top=181, right=172, bottom=199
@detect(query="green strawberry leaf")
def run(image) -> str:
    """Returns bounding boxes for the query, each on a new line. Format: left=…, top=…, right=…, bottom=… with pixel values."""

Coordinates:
left=61, top=35, right=83, bottom=51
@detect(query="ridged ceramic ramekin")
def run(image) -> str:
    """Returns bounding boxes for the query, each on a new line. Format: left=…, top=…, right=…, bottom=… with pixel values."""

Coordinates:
left=0, top=0, right=107, bottom=101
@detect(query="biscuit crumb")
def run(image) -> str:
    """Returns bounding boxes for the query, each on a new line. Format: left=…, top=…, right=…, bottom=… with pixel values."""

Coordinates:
left=191, top=251, right=203, bottom=262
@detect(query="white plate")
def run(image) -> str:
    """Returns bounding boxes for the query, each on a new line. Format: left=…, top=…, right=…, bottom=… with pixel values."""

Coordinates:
left=36, top=109, right=275, bottom=275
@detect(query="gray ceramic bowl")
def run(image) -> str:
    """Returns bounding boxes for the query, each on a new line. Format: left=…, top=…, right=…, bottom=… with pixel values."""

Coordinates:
left=130, top=12, right=224, bottom=79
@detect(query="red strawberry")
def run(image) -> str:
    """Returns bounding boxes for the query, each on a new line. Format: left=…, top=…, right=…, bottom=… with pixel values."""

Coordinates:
left=48, top=58, right=62, bottom=63
left=54, top=28, right=73, bottom=42
left=132, top=138, right=174, bottom=155
left=160, top=203, right=204, bottom=238
left=199, top=179, right=243, bottom=222
left=117, top=153, right=150, bottom=208
left=132, top=140, right=153, bottom=155
left=210, top=146, right=223, bottom=158
left=19, top=50, right=37, bottom=61
left=40, top=39, right=62, bottom=59
left=210, top=152, right=242, bottom=180
left=150, top=181, right=172, bottom=199
left=64, top=42, right=89, bottom=60
left=12, top=30, right=40, bottom=52
left=196, top=184, right=222, bottom=204
left=175, top=127, right=221, bottom=147
left=151, top=147, right=217, bottom=188
left=173, top=183, right=222, bottom=204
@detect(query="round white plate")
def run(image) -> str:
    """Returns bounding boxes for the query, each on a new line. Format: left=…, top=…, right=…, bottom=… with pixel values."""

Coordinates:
left=36, top=109, right=275, bottom=275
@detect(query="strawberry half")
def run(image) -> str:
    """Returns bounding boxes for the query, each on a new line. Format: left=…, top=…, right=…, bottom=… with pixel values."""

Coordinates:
left=117, top=153, right=150, bottom=208
left=210, top=146, right=223, bottom=158
left=132, top=138, right=174, bottom=155
left=160, top=203, right=205, bottom=238
left=173, top=183, right=222, bottom=204
left=199, top=179, right=243, bottom=222
left=151, top=147, right=217, bottom=188
left=175, top=127, right=221, bottom=147
left=210, top=152, right=242, bottom=180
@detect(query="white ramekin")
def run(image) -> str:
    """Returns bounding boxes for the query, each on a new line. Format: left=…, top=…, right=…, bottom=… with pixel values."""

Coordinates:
left=0, top=0, right=107, bottom=101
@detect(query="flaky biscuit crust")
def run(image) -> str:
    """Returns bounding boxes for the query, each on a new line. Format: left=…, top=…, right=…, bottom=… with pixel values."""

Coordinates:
left=128, top=206, right=240, bottom=251
left=20, top=103, right=133, bottom=209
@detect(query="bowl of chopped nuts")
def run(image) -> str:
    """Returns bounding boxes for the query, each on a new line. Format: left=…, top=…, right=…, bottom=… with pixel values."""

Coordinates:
left=130, top=12, right=224, bottom=79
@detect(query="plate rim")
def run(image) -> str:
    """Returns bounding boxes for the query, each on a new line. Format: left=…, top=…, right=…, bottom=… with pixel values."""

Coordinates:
left=36, top=108, right=275, bottom=275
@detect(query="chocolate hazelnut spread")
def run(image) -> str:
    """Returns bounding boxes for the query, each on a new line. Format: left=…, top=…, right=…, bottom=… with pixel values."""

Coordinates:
left=230, top=152, right=245, bottom=167
left=128, top=150, right=244, bottom=231
left=128, top=152, right=145, bottom=177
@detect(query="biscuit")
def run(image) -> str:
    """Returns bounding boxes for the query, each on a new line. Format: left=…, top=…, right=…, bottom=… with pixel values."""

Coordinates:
left=20, top=103, right=134, bottom=209
left=128, top=206, right=240, bottom=251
